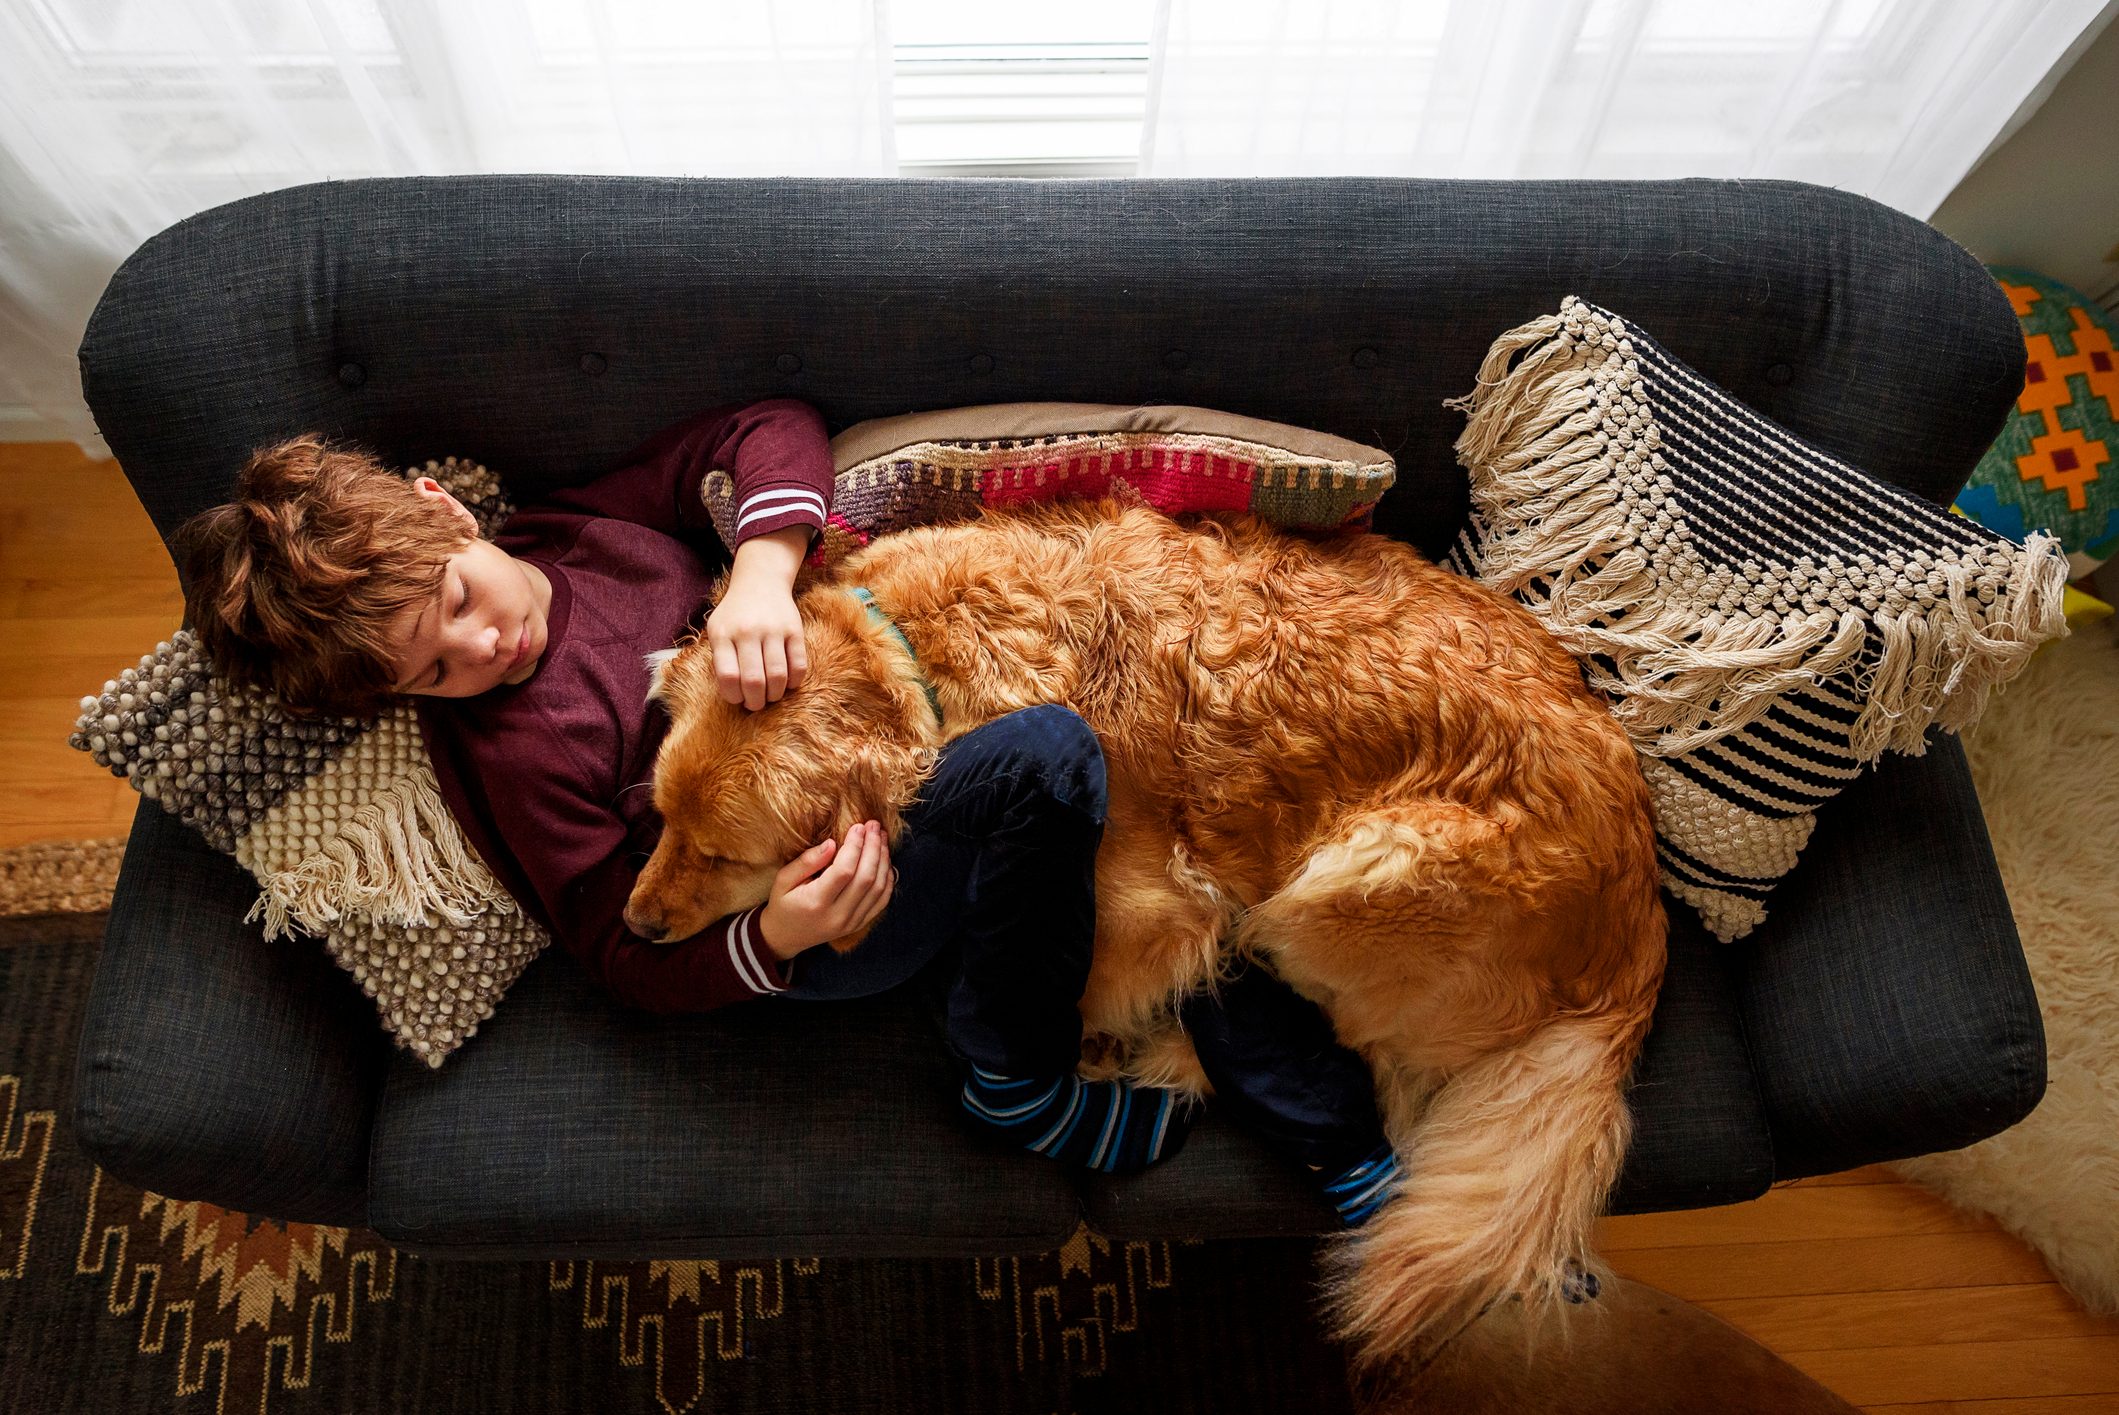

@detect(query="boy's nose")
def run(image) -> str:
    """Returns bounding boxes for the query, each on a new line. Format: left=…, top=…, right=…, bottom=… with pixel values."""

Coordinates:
left=446, top=621, right=499, bottom=662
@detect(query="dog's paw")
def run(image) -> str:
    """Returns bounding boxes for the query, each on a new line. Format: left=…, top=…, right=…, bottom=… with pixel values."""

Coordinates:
left=1127, top=1028, right=1213, bottom=1099
left=1077, top=1031, right=1127, bottom=1081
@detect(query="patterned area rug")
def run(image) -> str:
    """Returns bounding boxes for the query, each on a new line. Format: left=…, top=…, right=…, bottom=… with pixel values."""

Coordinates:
left=0, top=839, right=125, bottom=918
left=0, top=909, right=1353, bottom=1415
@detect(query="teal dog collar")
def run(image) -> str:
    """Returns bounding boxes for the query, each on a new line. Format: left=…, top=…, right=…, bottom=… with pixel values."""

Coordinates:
left=850, top=586, right=944, bottom=729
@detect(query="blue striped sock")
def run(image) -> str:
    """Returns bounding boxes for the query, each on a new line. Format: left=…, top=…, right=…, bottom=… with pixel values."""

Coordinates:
left=960, top=1067, right=1194, bottom=1174
left=1318, top=1141, right=1401, bottom=1227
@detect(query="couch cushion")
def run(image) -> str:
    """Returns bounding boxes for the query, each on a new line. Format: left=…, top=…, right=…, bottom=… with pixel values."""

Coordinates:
left=367, top=953, right=1082, bottom=1259
left=75, top=798, right=388, bottom=1227
left=1611, top=902, right=1778, bottom=1212
left=372, top=879, right=1769, bottom=1256
left=1739, top=735, right=2047, bottom=1179
left=1078, top=898, right=1773, bottom=1239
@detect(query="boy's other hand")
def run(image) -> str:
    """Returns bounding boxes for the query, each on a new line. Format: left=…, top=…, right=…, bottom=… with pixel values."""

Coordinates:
left=756, top=821, right=897, bottom=959
left=709, top=527, right=811, bottom=710
left=705, top=581, right=806, bottom=711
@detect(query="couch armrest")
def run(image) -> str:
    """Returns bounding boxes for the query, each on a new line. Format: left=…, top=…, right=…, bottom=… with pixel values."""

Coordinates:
left=1735, top=733, right=2045, bottom=1179
left=71, top=796, right=388, bottom=1225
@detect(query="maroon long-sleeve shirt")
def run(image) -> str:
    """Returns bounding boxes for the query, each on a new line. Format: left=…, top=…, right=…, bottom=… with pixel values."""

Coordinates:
left=415, top=399, right=834, bottom=1013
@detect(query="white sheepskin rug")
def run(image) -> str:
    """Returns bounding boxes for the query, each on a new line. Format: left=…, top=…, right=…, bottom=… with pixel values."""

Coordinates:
left=1890, top=616, right=2119, bottom=1312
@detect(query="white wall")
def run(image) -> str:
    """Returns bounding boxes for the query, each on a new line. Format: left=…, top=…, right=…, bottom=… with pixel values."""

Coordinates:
left=1928, top=12, right=2119, bottom=307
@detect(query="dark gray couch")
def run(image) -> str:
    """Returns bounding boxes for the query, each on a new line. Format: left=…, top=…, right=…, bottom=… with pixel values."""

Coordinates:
left=71, top=176, right=2043, bottom=1259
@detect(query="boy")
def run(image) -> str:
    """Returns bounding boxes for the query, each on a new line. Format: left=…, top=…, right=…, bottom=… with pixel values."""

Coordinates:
left=175, top=400, right=1401, bottom=1202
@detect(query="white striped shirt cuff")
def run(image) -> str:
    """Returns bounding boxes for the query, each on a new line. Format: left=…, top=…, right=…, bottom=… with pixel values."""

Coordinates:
left=723, top=905, right=786, bottom=995
left=733, top=487, right=827, bottom=542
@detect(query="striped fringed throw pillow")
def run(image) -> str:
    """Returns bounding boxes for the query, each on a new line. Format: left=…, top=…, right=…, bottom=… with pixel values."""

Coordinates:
left=702, top=401, right=1396, bottom=569
left=1445, top=297, right=2070, bottom=941
left=70, top=460, right=549, bottom=1068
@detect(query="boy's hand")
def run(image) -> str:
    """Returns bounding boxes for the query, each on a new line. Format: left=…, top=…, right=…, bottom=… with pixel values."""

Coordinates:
left=756, top=821, right=897, bottom=960
left=707, top=526, right=810, bottom=710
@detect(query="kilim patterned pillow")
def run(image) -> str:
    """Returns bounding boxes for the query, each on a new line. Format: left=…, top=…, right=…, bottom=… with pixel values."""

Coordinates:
left=701, top=402, right=1396, bottom=569
left=1445, top=297, right=2070, bottom=941
left=71, top=459, right=549, bottom=1068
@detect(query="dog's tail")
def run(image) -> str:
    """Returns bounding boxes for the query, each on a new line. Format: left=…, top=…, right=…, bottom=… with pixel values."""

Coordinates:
left=1323, top=991, right=1655, bottom=1376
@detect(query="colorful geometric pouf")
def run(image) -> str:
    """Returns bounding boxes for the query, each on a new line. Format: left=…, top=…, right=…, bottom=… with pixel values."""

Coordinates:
left=1955, top=267, right=2119, bottom=577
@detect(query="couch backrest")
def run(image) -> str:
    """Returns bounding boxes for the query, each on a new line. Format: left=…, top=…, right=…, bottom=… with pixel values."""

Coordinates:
left=79, top=175, right=2021, bottom=585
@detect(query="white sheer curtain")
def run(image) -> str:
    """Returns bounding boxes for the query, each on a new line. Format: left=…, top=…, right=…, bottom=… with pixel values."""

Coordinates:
left=5, top=0, right=2112, bottom=450
left=1140, top=0, right=2112, bottom=218
left=0, top=0, right=896, bottom=449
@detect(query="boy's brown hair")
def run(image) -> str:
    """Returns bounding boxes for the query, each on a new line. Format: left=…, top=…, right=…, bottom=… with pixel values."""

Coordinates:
left=173, top=435, right=471, bottom=720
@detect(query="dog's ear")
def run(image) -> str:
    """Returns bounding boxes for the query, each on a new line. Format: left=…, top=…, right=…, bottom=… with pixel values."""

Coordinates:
left=644, top=635, right=712, bottom=708
left=705, top=572, right=732, bottom=609
left=830, top=733, right=929, bottom=841
left=644, top=647, right=683, bottom=705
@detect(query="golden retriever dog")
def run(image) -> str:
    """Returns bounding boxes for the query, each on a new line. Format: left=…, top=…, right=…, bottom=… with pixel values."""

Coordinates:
left=627, top=498, right=1667, bottom=1374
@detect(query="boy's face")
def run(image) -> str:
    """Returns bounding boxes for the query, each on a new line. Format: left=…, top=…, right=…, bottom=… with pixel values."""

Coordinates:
left=384, top=479, right=550, bottom=699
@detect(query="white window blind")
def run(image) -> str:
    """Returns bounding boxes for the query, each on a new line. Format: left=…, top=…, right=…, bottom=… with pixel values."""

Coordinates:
left=889, top=0, right=1156, bottom=176
left=893, top=42, right=1151, bottom=177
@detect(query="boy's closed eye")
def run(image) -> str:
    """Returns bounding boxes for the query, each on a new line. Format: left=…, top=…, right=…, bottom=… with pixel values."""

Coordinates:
left=402, top=571, right=489, bottom=691
left=424, top=576, right=472, bottom=688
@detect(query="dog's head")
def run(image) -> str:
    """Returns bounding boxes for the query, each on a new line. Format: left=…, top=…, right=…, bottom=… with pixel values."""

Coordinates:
left=622, top=582, right=942, bottom=945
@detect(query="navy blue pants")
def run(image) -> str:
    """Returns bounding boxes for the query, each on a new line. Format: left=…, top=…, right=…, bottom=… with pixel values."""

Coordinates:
left=783, top=705, right=1384, bottom=1170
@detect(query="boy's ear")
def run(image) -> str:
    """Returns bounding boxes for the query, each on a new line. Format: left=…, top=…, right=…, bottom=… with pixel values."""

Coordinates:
left=411, top=476, right=478, bottom=540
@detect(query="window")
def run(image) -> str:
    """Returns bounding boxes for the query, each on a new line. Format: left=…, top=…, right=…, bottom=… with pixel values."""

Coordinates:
left=891, top=0, right=1156, bottom=177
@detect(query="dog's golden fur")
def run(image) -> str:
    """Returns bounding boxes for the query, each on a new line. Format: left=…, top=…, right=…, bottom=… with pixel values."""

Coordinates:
left=629, top=498, right=1667, bottom=1373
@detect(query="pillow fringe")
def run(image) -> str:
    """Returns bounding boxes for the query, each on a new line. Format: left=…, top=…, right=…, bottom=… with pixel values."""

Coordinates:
left=240, top=739, right=519, bottom=940
left=1884, top=541, right=2072, bottom=752
left=1451, top=297, right=2072, bottom=761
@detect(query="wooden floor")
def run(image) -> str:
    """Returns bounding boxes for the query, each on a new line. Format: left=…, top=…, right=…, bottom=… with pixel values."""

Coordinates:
left=1, top=443, right=187, bottom=845
left=4, top=442, right=2117, bottom=1411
